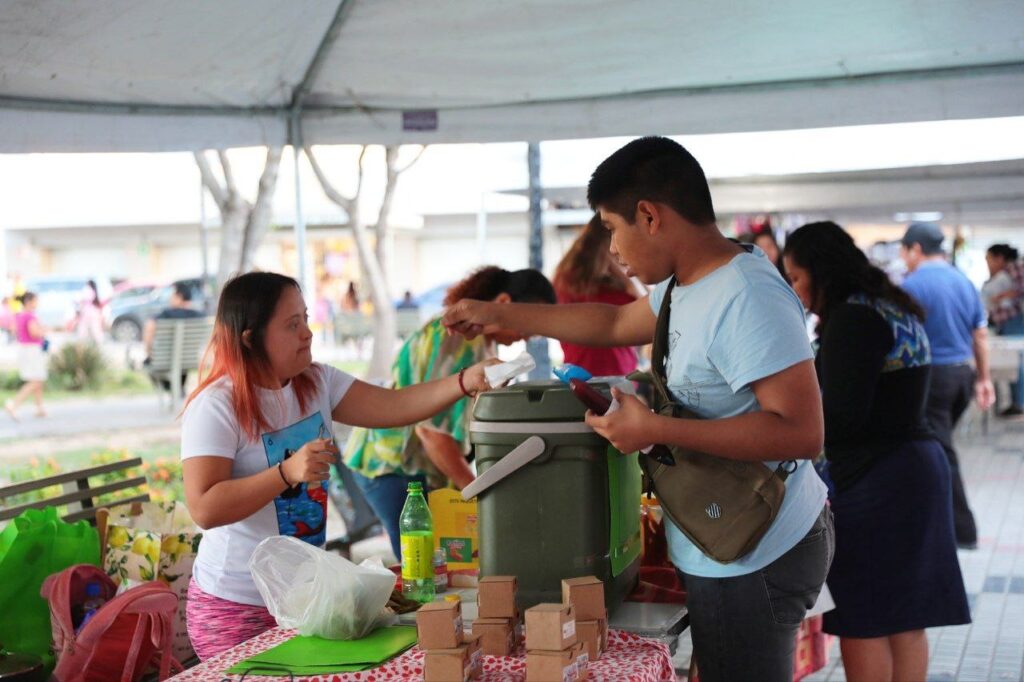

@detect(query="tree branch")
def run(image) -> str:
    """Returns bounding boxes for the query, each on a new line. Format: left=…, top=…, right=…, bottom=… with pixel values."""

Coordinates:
left=396, top=145, right=428, bottom=174
left=194, top=150, right=228, bottom=210
left=217, top=150, right=238, bottom=196
left=304, top=145, right=355, bottom=220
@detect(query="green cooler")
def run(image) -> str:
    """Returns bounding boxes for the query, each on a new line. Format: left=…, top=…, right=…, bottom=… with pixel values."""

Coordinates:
left=466, top=380, right=641, bottom=613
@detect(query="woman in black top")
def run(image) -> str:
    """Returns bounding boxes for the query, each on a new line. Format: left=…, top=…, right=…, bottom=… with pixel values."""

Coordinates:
left=783, top=222, right=969, bottom=682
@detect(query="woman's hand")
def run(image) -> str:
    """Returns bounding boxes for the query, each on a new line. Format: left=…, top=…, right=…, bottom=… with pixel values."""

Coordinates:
left=280, top=438, right=338, bottom=486
left=584, top=388, right=656, bottom=454
left=460, top=358, right=502, bottom=396
left=442, top=299, right=500, bottom=340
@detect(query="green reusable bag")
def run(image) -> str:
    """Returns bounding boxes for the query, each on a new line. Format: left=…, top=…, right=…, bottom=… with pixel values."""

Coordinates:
left=0, top=507, right=100, bottom=667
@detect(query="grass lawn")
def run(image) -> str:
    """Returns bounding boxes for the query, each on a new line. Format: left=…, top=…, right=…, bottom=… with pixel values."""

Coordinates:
left=0, top=368, right=152, bottom=403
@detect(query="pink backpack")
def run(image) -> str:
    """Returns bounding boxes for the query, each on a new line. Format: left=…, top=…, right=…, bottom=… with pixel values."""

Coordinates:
left=41, top=564, right=181, bottom=682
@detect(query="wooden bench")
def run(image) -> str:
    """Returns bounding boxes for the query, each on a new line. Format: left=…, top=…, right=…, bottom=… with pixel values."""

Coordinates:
left=147, top=316, right=214, bottom=409
left=0, top=458, right=149, bottom=525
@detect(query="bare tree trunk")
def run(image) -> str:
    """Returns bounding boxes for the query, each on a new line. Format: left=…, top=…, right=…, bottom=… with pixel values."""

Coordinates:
left=305, top=144, right=425, bottom=380
left=240, top=147, right=283, bottom=272
left=195, top=147, right=283, bottom=291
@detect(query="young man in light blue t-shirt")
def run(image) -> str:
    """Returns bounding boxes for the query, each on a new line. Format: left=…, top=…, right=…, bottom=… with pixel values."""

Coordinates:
left=444, top=136, right=833, bottom=682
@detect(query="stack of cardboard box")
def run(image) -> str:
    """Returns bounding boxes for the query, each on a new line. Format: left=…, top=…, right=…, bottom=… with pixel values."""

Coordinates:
left=561, top=577, right=608, bottom=662
left=417, top=599, right=482, bottom=682
left=524, top=602, right=588, bottom=681
left=473, top=576, right=522, bottom=656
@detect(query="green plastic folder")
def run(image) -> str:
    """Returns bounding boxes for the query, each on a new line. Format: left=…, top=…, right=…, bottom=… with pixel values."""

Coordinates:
left=226, top=626, right=418, bottom=675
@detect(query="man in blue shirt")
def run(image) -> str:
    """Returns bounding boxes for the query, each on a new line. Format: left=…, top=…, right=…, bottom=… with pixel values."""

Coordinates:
left=901, top=222, right=994, bottom=549
left=445, top=137, right=832, bottom=681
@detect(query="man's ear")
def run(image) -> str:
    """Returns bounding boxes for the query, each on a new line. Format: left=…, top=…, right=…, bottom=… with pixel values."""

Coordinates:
left=635, top=200, right=661, bottom=235
left=493, top=292, right=512, bottom=304
left=241, top=329, right=253, bottom=349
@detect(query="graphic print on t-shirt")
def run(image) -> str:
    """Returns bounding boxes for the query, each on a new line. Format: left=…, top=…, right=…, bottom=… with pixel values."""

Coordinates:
left=261, top=412, right=329, bottom=546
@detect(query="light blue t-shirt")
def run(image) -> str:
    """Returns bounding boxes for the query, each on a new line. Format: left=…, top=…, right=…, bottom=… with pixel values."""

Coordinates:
left=648, top=246, right=827, bottom=578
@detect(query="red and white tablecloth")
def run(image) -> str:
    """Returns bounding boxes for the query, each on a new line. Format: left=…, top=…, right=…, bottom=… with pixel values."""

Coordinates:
left=169, top=626, right=676, bottom=682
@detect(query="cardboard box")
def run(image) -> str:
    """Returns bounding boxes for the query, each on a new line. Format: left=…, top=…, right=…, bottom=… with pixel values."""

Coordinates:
left=473, top=617, right=517, bottom=656
left=573, top=641, right=590, bottom=681
left=424, top=634, right=482, bottom=682
left=576, top=618, right=604, bottom=662
left=525, top=603, right=577, bottom=651
left=478, top=575, right=518, bottom=619
left=561, top=576, right=605, bottom=621
left=417, top=600, right=464, bottom=650
left=526, top=647, right=577, bottom=682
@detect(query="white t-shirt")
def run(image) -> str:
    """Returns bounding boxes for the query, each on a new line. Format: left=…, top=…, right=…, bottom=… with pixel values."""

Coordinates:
left=181, top=363, right=355, bottom=605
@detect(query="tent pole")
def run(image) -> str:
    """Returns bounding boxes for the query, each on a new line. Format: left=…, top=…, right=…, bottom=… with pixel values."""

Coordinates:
left=290, top=113, right=315, bottom=305
left=526, top=141, right=550, bottom=379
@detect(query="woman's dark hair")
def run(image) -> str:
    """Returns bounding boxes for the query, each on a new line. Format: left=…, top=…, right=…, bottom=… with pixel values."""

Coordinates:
left=783, top=221, right=926, bottom=332
left=553, top=214, right=634, bottom=297
left=86, top=280, right=100, bottom=307
left=587, top=136, right=716, bottom=226
left=17, top=291, right=37, bottom=306
left=987, top=243, right=1020, bottom=261
left=186, top=271, right=317, bottom=440
left=444, top=266, right=556, bottom=306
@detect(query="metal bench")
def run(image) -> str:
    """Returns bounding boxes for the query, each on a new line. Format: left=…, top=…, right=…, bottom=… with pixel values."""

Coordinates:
left=147, top=316, right=214, bottom=409
left=0, top=458, right=149, bottom=525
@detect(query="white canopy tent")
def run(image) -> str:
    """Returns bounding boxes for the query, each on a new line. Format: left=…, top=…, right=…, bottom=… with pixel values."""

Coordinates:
left=2, top=0, right=1023, bottom=153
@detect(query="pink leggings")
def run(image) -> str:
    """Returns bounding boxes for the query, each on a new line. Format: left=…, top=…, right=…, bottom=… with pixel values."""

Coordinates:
left=186, top=578, right=277, bottom=661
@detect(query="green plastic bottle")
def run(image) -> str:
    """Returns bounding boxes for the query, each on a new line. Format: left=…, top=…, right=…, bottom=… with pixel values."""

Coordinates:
left=399, top=481, right=435, bottom=603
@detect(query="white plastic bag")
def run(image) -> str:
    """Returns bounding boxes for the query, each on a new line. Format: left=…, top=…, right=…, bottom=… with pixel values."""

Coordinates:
left=249, top=536, right=397, bottom=639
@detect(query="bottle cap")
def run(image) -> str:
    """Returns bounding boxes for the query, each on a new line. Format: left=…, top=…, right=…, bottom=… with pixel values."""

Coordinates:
left=408, top=481, right=423, bottom=492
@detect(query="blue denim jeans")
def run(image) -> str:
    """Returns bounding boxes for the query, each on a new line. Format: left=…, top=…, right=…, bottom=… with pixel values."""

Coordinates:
left=678, top=506, right=834, bottom=682
left=350, top=471, right=428, bottom=560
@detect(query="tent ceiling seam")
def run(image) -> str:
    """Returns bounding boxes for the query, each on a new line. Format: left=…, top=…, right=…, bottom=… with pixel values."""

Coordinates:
left=289, top=0, right=356, bottom=114
left=2, top=61, right=1021, bottom=120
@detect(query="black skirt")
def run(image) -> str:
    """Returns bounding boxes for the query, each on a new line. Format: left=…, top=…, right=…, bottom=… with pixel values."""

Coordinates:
left=823, top=439, right=971, bottom=638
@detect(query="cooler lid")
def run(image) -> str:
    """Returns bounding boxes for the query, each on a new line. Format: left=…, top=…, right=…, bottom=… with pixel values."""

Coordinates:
left=472, top=380, right=611, bottom=423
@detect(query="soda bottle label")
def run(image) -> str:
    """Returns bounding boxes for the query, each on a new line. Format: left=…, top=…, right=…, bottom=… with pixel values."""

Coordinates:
left=401, top=533, right=433, bottom=580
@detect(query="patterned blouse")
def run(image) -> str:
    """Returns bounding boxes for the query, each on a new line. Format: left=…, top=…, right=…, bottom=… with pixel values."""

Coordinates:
left=343, top=317, right=486, bottom=487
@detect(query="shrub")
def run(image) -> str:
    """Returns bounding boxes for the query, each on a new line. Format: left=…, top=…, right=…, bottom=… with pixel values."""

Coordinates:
left=48, top=342, right=108, bottom=391
left=0, top=370, right=21, bottom=391
left=3, top=450, right=185, bottom=513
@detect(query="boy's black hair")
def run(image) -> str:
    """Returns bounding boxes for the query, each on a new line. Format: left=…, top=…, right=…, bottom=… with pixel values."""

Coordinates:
left=586, top=136, right=716, bottom=226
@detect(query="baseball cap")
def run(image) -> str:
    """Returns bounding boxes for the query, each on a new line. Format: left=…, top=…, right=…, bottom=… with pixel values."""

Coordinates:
left=901, top=222, right=945, bottom=255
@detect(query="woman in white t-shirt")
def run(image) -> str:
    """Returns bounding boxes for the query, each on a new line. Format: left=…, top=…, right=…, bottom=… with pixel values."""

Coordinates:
left=181, top=272, right=495, bottom=660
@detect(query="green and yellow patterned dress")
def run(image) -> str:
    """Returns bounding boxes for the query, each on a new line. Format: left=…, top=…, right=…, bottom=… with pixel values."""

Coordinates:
left=343, top=317, right=487, bottom=489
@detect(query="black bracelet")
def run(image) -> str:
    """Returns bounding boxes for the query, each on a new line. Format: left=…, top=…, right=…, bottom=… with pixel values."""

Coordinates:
left=277, top=462, right=294, bottom=489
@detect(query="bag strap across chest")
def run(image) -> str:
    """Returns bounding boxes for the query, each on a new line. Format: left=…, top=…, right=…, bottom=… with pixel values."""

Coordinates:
left=648, top=277, right=795, bottom=483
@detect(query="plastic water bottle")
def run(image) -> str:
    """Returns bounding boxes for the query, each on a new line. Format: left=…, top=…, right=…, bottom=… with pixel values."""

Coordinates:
left=76, top=581, right=106, bottom=633
left=399, top=481, right=435, bottom=603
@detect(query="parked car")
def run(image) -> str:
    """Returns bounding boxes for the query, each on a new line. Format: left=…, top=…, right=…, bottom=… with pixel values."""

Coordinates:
left=26, top=275, right=113, bottom=330
left=107, top=277, right=212, bottom=342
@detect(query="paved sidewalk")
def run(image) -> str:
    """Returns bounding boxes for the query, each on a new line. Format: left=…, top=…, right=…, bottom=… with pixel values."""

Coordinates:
left=674, top=413, right=1024, bottom=681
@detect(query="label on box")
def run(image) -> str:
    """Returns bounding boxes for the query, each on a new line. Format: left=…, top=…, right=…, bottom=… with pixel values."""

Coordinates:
left=441, top=536, right=473, bottom=563
left=401, top=533, right=433, bottom=579
left=466, top=649, right=481, bottom=680
left=576, top=651, right=590, bottom=676
left=562, top=620, right=576, bottom=640
left=455, top=614, right=464, bottom=637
